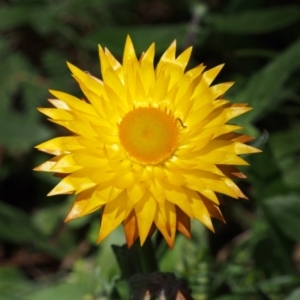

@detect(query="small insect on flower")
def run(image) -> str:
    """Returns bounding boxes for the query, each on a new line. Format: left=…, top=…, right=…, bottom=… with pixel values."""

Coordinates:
left=34, top=36, right=261, bottom=248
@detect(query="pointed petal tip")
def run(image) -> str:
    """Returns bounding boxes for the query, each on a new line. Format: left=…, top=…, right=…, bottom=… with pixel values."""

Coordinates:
left=97, top=233, right=106, bottom=244
left=126, top=240, right=134, bottom=248
left=209, top=225, right=215, bottom=233
left=47, top=190, right=56, bottom=196
left=64, top=215, right=72, bottom=223
left=48, top=89, right=58, bottom=95
left=125, top=34, right=133, bottom=44
left=240, top=194, right=249, bottom=200
left=164, top=238, right=175, bottom=249
left=66, top=61, right=79, bottom=74
left=47, top=188, right=72, bottom=197
left=33, top=165, right=44, bottom=171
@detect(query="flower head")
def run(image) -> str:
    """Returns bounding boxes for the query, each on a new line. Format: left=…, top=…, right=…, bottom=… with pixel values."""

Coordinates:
left=35, top=36, right=260, bottom=248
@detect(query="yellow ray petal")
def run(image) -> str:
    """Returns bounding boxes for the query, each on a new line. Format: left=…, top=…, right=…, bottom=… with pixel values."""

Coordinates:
left=154, top=201, right=176, bottom=248
left=67, top=62, right=105, bottom=114
left=196, top=150, right=249, bottom=165
left=105, top=47, right=123, bottom=74
left=127, top=183, right=145, bottom=207
left=176, top=206, right=191, bottom=239
left=123, top=210, right=139, bottom=248
left=185, top=63, right=206, bottom=79
left=65, top=197, right=91, bottom=222
left=210, top=82, right=234, bottom=99
left=217, top=165, right=246, bottom=179
left=148, top=179, right=166, bottom=205
left=47, top=170, right=97, bottom=196
left=35, top=137, right=84, bottom=153
left=217, top=132, right=254, bottom=143
left=201, top=140, right=261, bottom=155
left=185, top=188, right=214, bottom=231
left=203, top=64, right=224, bottom=85
left=97, top=190, right=127, bottom=243
left=135, top=194, right=157, bottom=245
left=140, top=43, right=155, bottom=95
left=176, top=46, right=193, bottom=70
left=47, top=99, right=69, bottom=110
left=102, top=68, right=126, bottom=104
left=34, top=155, right=62, bottom=172
left=222, top=177, right=248, bottom=199
left=49, top=90, right=98, bottom=117
left=65, top=188, right=107, bottom=221
left=123, top=35, right=138, bottom=65
left=50, top=154, right=82, bottom=173
left=37, top=108, right=73, bottom=120
left=164, top=168, right=186, bottom=186
left=99, top=45, right=124, bottom=83
left=156, top=40, right=176, bottom=76
left=164, top=184, right=194, bottom=218
left=50, top=120, right=98, bottom=139
left=152, top=70, right=170, bottom=104
left=200, top=196, right=225, bottom=223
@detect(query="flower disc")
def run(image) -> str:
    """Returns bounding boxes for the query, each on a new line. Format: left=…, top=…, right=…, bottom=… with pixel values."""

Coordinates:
left=118, top=107, right=178, bottom=165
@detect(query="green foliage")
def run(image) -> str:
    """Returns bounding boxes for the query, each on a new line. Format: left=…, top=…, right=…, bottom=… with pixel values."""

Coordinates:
left=1, top=0, right=300, bottom=299
left=205, top=6, right=300, bottom=34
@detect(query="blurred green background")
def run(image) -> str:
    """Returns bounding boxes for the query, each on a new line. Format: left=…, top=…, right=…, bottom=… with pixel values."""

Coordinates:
left=1, top=0, right=300, bottom=299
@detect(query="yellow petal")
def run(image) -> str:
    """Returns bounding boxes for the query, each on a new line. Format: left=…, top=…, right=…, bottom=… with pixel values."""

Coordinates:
left=135, top=194, right=157, bottom=245
left=123, top=35, right=138, bottom=67
left=185, top=188, right=214, bottom=231
left=34, top=156, right=61, bottom=172
left=164, top=184, right=194, bottom=218
left=203, top=64, right=224, bottom=85
left=154, top=201, right=176, bottom=248
left=49, top=90, right=98, bottom=117
left=123, top=211, right=139, bottom=248
left=47, top=170, right=97, bottom=196
left=35, top=137, right=84, bottom=153
left=201, top=196, right=225, bottom=223
left=156, top=40, right=176, bottom=76
left=140, top=43, right=155, bottom=95
left=97, top=190, right=127, bottom=243
left=176, top=46, right=193, bottom=70
left=176, top=206, right=191, bottom=239
left=210, top=82, right=234, bottom=99
left=65, top=188, right=106, bottom=221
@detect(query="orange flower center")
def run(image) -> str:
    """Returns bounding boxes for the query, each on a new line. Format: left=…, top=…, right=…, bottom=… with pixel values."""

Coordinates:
left=118, top=107, right=179, bottom=165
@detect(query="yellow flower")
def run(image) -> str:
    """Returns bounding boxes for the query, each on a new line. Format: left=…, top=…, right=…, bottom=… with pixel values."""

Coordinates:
left=35, top=36, right=260, bottom=248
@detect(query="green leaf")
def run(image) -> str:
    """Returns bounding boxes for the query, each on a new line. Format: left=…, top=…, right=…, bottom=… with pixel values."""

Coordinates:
left=206, top=6, right=300, bottom=34
left=284, top=288, right=300, bottom=300
left=82, top=25, right=188, bottom=56
left=32, top=205, right=64, bottom=236
left=114, top=280, right=130, bottom=300
left=264, top=194, right=300, bottom=242
left=0, top=7, right=29, bottom=30
left=0, top=267, right=32, bottom=300
left=27, top=259, right=108, bottom=300
left=233, top=38, right=300, bottom=123
left=270, top=128, right=300, bottom=159
left=0, top=201, right=61, bottom=257
left=269, top=128, right=300, bottom=189
left=0, top=113, right=54, bottom=152
left=95, top=227, right=125, bottom=280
